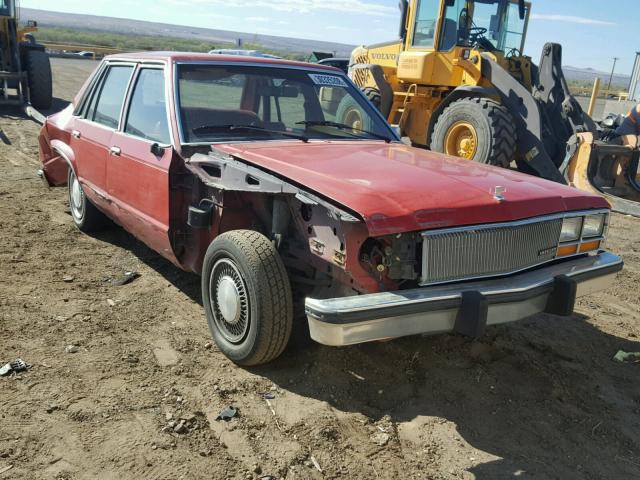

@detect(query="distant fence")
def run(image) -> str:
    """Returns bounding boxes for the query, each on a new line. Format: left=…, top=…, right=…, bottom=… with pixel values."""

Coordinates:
left=571, top=86, right=629, bottom=101
left=41, top=42, right=129, bottom=59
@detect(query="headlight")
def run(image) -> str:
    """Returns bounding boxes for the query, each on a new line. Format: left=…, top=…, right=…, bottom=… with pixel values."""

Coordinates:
left=582, top=214, right=606, bottom=238
left=560, top=217, right=582, bottom=243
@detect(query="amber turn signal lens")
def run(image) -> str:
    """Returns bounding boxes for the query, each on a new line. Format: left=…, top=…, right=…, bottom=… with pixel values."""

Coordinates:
left=557, top=244, right=578, bottom=257
left=579, top=240, right=601, bottom=253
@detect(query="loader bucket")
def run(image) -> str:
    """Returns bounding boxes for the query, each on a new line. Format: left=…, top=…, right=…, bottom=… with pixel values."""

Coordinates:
left=567, top=133, right=640, bottom=217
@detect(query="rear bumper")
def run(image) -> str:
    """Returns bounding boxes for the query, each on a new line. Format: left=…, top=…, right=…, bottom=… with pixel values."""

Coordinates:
left=305, top=251, right=623, bottom=346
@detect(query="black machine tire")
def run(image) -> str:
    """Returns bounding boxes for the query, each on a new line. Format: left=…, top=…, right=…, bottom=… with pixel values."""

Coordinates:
left=24, top=49, right=53, bottom=110
left=202, top=230, right=293, bottom=366
left=431, top=97, right=516, bottom=168
left=362, top=87, right=381, bottom=110
left=67, top=168, right=108, bottom=232
left=335, top=94, right=374, bottom=131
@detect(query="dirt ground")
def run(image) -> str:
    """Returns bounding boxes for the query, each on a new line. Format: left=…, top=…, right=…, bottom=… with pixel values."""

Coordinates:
left=1, top=58, right=639, bottom=480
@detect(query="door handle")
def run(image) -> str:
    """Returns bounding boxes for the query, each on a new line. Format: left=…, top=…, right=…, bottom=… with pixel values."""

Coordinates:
left=71, top=130, right=81, bottom=139
left=109, top=146, right=121, bottom=156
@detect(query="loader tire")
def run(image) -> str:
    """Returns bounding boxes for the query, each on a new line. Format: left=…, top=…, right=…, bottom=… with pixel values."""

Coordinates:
left=362, top=87, right=381, bottom=110
left=336, top=95, right=374, bottom=132
left=431, top=97, right=516, bottom=168
left=24, top=49, right=53, bottom=110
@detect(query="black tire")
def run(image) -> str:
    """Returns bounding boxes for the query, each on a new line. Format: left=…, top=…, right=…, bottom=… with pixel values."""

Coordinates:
left=362, top=87, right=381, bottom=110
left=67, top=168, right=108, bottom=232
left=24, top=49, right=53, bottom=110
left=430, top=97, right=516, bottom=168
left=335, top=94, right=374, bottom=131
left=202, top=230, right=293, bottom=366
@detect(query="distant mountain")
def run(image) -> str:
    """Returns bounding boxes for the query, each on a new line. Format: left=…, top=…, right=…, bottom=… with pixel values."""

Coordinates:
left=564, top=65, right=630, bottom=88
left=23, top=8, right=630, bottom=87
left=22, top=8, right=355, bottom=57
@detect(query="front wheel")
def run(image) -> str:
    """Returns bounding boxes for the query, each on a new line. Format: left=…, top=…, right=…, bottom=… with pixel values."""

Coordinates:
left=430, top=97, right=516, bottom=168
left=67, top=168, right=108, bottom=232
left=202, top=230, right=293, bottom=366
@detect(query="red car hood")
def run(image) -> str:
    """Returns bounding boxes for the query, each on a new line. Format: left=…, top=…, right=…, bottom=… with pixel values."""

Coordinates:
left=215, top=141, right=609, bottom=236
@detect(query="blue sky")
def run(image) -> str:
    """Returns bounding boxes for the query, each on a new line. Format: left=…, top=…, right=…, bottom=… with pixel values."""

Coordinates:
left=22, top=0, right=636, bottom=74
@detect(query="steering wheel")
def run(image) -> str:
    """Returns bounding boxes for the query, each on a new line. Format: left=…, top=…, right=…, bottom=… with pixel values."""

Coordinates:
left=468, top=27, right=488, bottom=44
left=506, top=48, right=521, bottom=58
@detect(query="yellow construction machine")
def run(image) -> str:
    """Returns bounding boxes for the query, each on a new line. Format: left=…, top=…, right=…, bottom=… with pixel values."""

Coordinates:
left=1, top=0, right=51, bottom=116
left=345, top=0, right=640, bottom=216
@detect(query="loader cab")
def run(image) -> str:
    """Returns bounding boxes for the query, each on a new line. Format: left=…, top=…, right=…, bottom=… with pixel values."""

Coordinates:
left=404, top=0, right=530, bottom=53
left=0, top=0, right=16, bottom=17
left=396, top=0, right=530, bottom=85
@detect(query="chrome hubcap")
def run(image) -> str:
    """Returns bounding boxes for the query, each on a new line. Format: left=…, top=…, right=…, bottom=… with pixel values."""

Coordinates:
left=209, top=258, right=249, bottom=343
left=217, top=276, right=241, bottom=324
left=70, top=174, right=84, bottom=220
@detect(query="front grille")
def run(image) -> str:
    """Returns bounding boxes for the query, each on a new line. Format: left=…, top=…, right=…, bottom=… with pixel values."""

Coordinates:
left=421, top=218, right=563, bottom=285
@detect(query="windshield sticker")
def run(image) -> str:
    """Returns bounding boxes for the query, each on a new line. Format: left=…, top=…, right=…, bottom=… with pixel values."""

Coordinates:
left=308, top=73, right=349, bottom=88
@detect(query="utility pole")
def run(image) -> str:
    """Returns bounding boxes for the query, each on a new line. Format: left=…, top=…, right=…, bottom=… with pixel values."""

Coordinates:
left=607, top=57, right=619, bottom=91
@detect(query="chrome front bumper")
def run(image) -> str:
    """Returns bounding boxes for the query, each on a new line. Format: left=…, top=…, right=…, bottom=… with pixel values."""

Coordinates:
left=305, top=251, right=623, bottom=347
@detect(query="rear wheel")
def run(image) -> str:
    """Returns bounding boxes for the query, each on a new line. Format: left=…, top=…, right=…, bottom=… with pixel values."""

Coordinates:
left=202, top=230, right=293, bottom=366
left=430, top=97, right=516, bottom=167
left=68, top=168, right=108, bottom=232
left=24, top=49, right=53, bottom=110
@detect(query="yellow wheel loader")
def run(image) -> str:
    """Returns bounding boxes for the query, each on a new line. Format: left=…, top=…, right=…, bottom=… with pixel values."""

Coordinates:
left=345, top=0, right=640, bottom=216
left=0, top=0, right=51, bottom=117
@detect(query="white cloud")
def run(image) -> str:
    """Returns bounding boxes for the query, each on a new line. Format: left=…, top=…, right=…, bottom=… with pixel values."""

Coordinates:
left=530, top=14, right=615, bottom=26
left=247, top=16, right=269, bottom=22
left=326, top=25, right=348, bottom=31
left=171, top=0, right=396, bottom=17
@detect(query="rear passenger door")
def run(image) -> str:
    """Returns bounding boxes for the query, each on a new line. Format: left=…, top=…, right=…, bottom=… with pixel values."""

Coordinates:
left=107, top=66, right=176, bottom=262
left=71, top=64, right=134, bottom=206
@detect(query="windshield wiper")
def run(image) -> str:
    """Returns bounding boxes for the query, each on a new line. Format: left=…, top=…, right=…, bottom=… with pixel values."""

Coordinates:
left=192, top=124, right=308, bottom=143
left=296, top=120, right=392, bottom=143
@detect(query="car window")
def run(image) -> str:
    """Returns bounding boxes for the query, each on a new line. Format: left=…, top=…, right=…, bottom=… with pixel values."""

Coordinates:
left=177, top=65, right=394, bottom=144
left=179, top=71, right=245, bottom=110
left=257, top=81, right=308, bottom=129
left=82, top=68, right=105, bottom=120
left=91, top=65, right=134, bottom=129
left=124, top=68, right=170, bottom=144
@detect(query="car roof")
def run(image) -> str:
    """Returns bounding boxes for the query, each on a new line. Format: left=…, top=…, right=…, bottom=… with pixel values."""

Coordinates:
left=104, top=51, right=341, bottom=72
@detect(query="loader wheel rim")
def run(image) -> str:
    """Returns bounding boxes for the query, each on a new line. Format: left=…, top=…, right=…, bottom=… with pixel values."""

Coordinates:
left=344, top=108, right=363, bottom=131
left=444, top=121, right=478, bottom=159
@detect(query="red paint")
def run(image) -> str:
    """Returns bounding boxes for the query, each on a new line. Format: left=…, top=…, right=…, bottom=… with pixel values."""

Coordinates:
left=215, top=141, right=609, bottom=236
left=107, top=132, right=175, bottom=261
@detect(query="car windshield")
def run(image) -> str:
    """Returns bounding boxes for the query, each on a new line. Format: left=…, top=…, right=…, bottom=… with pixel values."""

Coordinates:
left=177, top=64, right=394, bottom=144
left=440, top=0, right=528, bottom=53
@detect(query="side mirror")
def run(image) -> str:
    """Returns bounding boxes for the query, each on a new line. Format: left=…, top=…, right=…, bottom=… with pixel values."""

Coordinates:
left=150, top=142, right=168, bottom=157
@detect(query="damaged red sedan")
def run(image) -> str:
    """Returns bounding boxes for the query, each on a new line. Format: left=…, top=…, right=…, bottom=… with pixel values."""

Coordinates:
left=38, top=52, right=623, bottom=365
